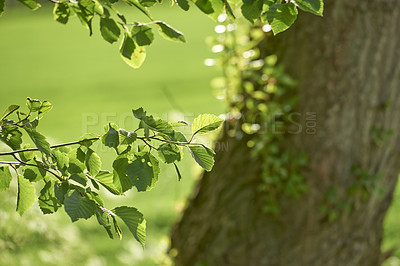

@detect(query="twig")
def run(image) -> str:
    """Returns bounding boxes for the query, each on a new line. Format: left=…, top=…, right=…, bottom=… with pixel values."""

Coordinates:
left=0, top=137, right=100, bottom=156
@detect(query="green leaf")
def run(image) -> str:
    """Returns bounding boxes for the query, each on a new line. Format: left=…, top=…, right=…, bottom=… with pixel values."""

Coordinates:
left=132, top=108, right=174, bottom=137
left=64, top=190, right=97, bottom=222
left=38, top=180, right=62, bottom=214
left=120, top=33, right=146, bottom=69
left=53, top=3, right=70, bottom=24
left=176, top=0, right=189, bottom=11
left=155, top=21, right=186, bottom=43
left=124, top=0, right=153, bottom=19
left=192, top=114, right=224, bottom=135
left=170, top=121, right=188, bottom=127
left=71, top=3, right=93, bottom=35
left=19, top=144, right=35, bottom=162
left=100, top=18, right=121, bottom=44
left=38, top=101, right=53, bottom=119
left=265, top=3, right=298, bottom=35
left=70, top=173, right=87, bottom=187
left=24, top=127, right=51, bottom=155
left=173, top=162, right=182, bottom=181
left=188, top=144, right=215, bottom=171
left=131, top=25, right=154, bottom=46
left=95, top=170, right=121, bottom=195
left=113, top=206, right=146, bottom=247
left=0, top=0, right=5, bottom=16
left=113, top=155, right=133, bottom=193
left=1, top=105, right=19, bottom=121
left=102, top=123, right=120, bottom=148
left=294, top=0, right=323, bottom=16
left=26, top=97, right=41, bottom=112
left=139, top=0, right=157, bottom=7
left=112, top=216, right=122, bottom=240
left=52, top=149, right=70, bottom=171
left=17, top=175, right=36, bottom=216
left=192, top=0, right=213, bottom=14
left=119, top=130, right=137, bottom=145
left=0, top=125, right=23, bottom=150
left=17, top=0, right=41, bottom=10
left=85, top=148, right=101, bottom=176
left=96, top=210, right=113, bottom=239
left=68, top=147, right=86, bottom=174
left=157, top=143, right=181, bottom=164
left=23, top=159, right=46, bottom=182
left=126, top=152, right=160, bottom=192
left=0, top=166, right=12, bottom=192
left=241, top=0, right=263, bottom=23
left=54, top=181, right=69, bottom=204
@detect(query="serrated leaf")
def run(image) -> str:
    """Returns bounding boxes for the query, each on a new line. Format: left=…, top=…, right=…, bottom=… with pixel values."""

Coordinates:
left=64, top=190, right=97, bottom=222
left=86, top=148, right=101, bottom=176
left=265, top=3, right=298, bottom=35
left=192, top=114, right=224, bottom=135
left=1, top=105, right=19, bottom=121
left=23, top=159, right=46, bottom=182
left=156, top=21, right=186, bottom=43
left=53, top=3, right=70, bottom=24
left=113, top=206, right=146, bottom=247
left=102, top=123, right=120, bottom=148
left=294, top=0, right=323, bottom=16
left=17, top=175, right=36, bottom=216
left=38, top=101, right=53, bottom=119
left=0, top=125, right=23, bottom=150
left=131, top=25, right=154, bottom=46
left=100, top=18, right=121, bottom=44
left=95, top=170, right=121, bottom=195
left=0, top=166, right=12, bottom=192
left=188, top=144, right=215, bottom=171
left=120, top=33, right=146, bottom=69
left=132, top=108, right=174, bottom=137
left=124, top=0, right=153, bottom=19
left=157, top=143, right=181, bottom=164
left=39, top=180, right=62, bottom=214
left=17, top=0, right=41, bottom=10
left=70, top=173, right=87, bottom=187
left=24, top=127, right=51, bottom=155
left=71, top=3, right=93, bottom=35
left=241, top=0, right=263, bottom=23
left=119, top=130, right=137, bottom=145
left=26, top=97, right=41, bottom=112
left=126, top=152, right=160, bottom=192
left=113, top=155, right=133, bottom=193
left=68, top=147, right=86, bottom=174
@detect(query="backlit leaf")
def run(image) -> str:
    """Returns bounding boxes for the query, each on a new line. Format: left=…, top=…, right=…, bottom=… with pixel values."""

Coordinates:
left=17, top=175, right=36, bottom=216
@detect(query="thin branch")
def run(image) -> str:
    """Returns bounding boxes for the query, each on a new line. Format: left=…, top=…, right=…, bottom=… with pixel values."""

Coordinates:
left=97, top=205, right=117, bottom=217
left=12, top=154, right=64, bottom=181
left=0, top=161, right=21, bottom=165
left=0, top=137, right=100, bottom=156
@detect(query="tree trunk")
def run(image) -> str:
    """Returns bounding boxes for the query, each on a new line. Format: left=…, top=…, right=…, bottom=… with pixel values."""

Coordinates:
left=171, top=1, right=400, bottom=265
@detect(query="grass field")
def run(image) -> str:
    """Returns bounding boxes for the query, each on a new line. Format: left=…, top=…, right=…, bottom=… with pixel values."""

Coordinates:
left=1, top=3, right=400, bottom=265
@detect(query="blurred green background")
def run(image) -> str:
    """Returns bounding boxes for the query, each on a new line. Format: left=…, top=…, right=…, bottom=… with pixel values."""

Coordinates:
left=0, top=2, right=400, bottom=266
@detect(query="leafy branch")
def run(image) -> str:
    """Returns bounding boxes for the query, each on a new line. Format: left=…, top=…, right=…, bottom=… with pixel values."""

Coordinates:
left=0, top=0, right=323, bottom=68
left=0, top=98, right=224, bottom=246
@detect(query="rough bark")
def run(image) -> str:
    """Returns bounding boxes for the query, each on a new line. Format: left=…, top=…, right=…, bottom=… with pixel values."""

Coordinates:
left=171, top=1, right=400, bottom=265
